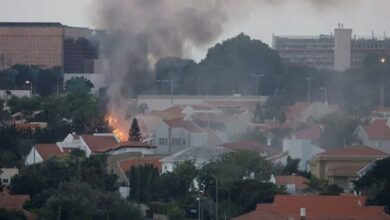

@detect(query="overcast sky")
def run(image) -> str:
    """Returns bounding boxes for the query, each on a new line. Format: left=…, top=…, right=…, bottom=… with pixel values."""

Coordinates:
left=1, top=0, right=389, bottom=60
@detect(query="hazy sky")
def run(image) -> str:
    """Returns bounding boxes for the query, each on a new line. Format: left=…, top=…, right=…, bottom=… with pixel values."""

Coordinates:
left=1, top=0, right=389, bottom=60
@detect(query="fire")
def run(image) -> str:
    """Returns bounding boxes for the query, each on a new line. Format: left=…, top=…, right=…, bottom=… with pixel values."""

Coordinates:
left=105, top=114, right=128, bottom=142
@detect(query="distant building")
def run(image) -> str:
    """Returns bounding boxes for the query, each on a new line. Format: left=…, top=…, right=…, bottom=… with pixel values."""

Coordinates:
left=273, top=26, right=390, bottom=71
left=0, top=22, right=64, bottom=70
left=355, top=118, right=390, bottom=153
left=309, top=146, right=388, bottom=189
left=160, top=146, right=230, bottom=173
left=233, top=195, right=390, bottom=220
left=285, top=102, right=337, bottom=127
left=269, top=175, right=309, bottom=195
left=0, top=168, right=18, bottom=186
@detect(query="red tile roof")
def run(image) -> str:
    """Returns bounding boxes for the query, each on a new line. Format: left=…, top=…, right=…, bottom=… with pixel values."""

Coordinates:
left=328, top=165, right=367, bottom=176
left=286, top=102, right=312, bottom=121
left=119, top=156, right=163, bottom=174
left=275, top=175, right=309, bottom=191
left=0, top=194, right=30, bottom=210
left=222, top=141, right=280, bottom=156
left=234, top=195, right=390, bottom=220
left=35, top=144, right=67, bottom=160
left=374, top=107, right=390, bottom=113
left=15, top=123, right=42, bottom=130
left=207, top=100, right=257, bottom=111
left=362, top=119, right=390, bottom=140
left=317, top=146, right=388, bottom=157
left=293, top=124, right=322, bottom=141
left=105, top=141, right=157, bottom=152
left=163, top=119, right=204, bottom=133
left=81, top=135, right=119, bottom=153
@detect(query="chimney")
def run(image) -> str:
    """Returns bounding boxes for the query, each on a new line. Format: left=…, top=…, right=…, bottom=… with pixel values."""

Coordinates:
left=300, top=208, right=306, bottom=220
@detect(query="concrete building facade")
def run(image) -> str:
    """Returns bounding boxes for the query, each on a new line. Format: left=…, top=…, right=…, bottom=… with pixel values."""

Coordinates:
left=273, top=27, right=390, bottom=71
left=0, top=22, right=64, bottom=70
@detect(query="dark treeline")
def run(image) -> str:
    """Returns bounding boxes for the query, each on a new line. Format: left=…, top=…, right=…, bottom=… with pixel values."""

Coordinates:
left=150, top=33, right=390, bottom=117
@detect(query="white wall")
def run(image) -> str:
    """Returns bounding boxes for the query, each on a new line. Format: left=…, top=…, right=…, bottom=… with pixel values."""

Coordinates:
left=25, top=147, right=43, bottom=165
left=0, top=90, right=31, bottom=99
left=283, top=139, right=325, bottom=171
left=334, top=28, right=352, bottom=72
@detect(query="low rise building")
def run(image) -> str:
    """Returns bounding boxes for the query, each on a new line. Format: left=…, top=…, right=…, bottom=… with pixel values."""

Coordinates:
left=309, top=146, right=388, bottom=189
left=234, top=194, right=390, bottom=220
left=0, top=168, right=18, bottom=186
left=355, top=118, right=390, bottom=153
left=270, top=175, right=309, bottom=195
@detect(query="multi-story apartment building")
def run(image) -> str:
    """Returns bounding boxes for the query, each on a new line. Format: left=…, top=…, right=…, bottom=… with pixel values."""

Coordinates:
left=0, top=22, right=101, bottom=73
left=0, top=22, right=64, bottom=70
left=273, top=26, right=390, bottom=71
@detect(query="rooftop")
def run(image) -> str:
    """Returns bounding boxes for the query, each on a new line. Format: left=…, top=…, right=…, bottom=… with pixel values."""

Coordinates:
left=80, top=135, right=119, bottom=153
left=316, top=146, right=388, bottom=157
left=275, top=175, right=309, bottom=191
left=234, top=195, right=390, bottom=220
left=222, top=141, right=280, bottom=156
left=34, top=144, right=67, bottom=160
left=362, top=119, right=390, bottom=140
left=163, top=119, right=204, bottom=133
left=0, top=22, right=63, bottom=27
left=292, top=124, right=322, bottom=141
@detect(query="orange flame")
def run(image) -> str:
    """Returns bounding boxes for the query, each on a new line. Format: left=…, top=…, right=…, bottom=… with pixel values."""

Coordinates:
left=105, top=114, right=128, bottom=142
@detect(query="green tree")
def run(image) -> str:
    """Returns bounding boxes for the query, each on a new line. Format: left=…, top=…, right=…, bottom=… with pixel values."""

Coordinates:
left=0, top=209, right=26, bottom=220
left=127, top=164, right=159, bottom=203
left=282, top=156, right=301, bottom=175
left=129, top=118, right=142, bottom=142
left=354, top=157, right=390, bottom=209
left=65, top=76, right=94, bottom=94
left=166, top=204, right=186, bottom=220
left=320, top=184, right=344, bottom=195
left=38, top=181, right=141, bottom=220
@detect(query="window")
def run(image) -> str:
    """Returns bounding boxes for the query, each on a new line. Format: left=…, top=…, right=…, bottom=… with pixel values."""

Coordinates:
left=377, top=141, right=382, bottom=148
left=2, top=178, right=9, bottom=184
left=159, top=138, right=168, bottom=145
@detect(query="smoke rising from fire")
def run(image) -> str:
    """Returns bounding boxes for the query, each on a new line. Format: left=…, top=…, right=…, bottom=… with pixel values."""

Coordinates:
left=92, top=0, right=359, bottom=141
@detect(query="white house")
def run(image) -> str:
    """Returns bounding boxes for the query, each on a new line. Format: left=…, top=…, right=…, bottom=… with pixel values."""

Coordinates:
left=25, top=144, right=71, bottom=165
left=270, top=139, right=325, bottom=171
left=160, top=146, right=231, bottom=173
left=286, top=102, right=338, bottom=125
left=0, top=168, right=19, bottom=186
left=354, top=118, right=390, bottom=153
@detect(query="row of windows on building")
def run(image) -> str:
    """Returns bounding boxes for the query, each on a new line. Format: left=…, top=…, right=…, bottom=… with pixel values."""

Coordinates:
left=158, top=138, right=186, bottom=146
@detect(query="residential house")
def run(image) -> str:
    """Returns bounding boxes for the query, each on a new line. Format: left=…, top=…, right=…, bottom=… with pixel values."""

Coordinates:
left=309, top=146, right=388, bottom=189
left=270, top=175, right=309, bottom=195
left=25, top=144, right=71, bottom=165
left=0, top=168, right=18, bottom=186
left=106, top=152, right=164, bottom=184
left=222, top=141, right=280, bottom=158
left=103, top=141, right=157, bottom=155
left=272, top=124, right=324, bottom=170
left=158, top=118, right=208, bottom=154
left=160, top=146, right=230, bottom=173
left=371, top=107, right=390, bottom=118
left=233, top=195, right=390, bottom=220
left=355, top=118, right=390, bottom=153
left=285, top=102, right=337, bottom=126
left=79, top=134, right=120, bottom=156
left=0, top=193, right=36, bottom=220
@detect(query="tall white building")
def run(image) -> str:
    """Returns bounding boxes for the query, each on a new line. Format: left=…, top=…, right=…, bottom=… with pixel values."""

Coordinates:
left=334, top=27, right=352, bottom=71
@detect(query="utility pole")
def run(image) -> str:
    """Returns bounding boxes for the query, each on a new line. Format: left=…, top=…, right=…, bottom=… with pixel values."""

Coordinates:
left=251, top=74, right=264, bottom=100
left=170, top=79, right=174, bottom=105
left=305, top=77, right=312, bottom=102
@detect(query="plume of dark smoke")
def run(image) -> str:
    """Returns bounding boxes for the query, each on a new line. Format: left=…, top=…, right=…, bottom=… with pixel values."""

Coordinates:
left=92, top=0, right=358, bottom=138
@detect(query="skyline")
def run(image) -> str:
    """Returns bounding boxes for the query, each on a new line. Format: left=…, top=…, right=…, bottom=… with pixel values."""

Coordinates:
left=1, top=0, right=390, bottom=60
